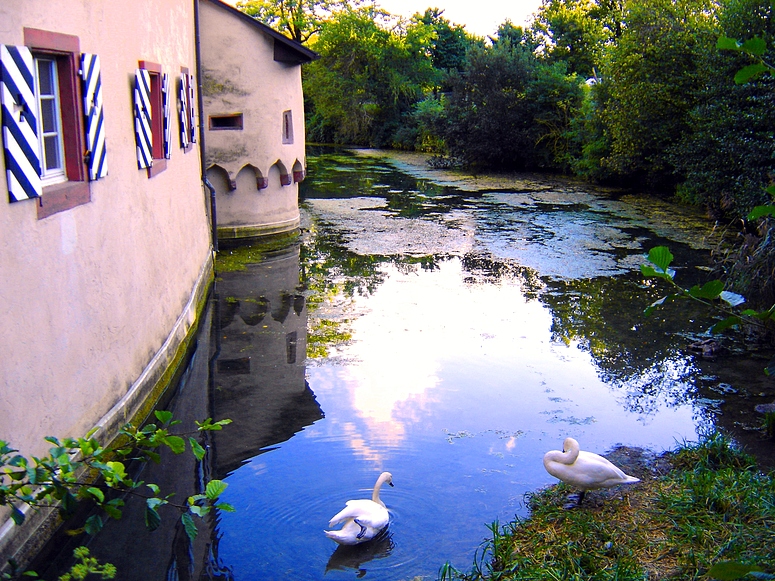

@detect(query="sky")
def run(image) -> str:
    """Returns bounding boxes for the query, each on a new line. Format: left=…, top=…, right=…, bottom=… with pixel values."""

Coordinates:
left=375, top=0, right=544, bottom=37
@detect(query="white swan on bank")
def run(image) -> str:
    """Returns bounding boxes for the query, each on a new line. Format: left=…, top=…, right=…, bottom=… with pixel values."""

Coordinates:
left=325, top=472, right=394, bottom=545
left=543, top=437, right=639, bottom=506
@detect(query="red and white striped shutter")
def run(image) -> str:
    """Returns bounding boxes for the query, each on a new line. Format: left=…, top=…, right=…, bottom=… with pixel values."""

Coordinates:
left=187, top=73, right=196, bottom=144
left=80, top=53, right=107, bottom=180
left=0, top=45, right=41, bottom=202
left=133, top=69, right=152, bottom=169
left=178, top=73, right=189, bottom=149
left=161, top=73, right=171, bottom=159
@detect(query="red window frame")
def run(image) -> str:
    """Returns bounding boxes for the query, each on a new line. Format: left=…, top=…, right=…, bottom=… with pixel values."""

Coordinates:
left=139, top=60, right=166, bottom=177
left=24, top=28, right=90, bottom=219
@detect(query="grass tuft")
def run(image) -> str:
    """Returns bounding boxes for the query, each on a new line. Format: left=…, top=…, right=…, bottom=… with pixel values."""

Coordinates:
left=443, top=433, right=775, bottom=580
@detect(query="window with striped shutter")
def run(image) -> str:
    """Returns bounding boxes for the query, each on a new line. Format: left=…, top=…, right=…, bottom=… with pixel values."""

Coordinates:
left=161, top=73, right=171, bottom=160
left=187, top=73, right=196, bottom=144
left=0, top=44, right=42, bottom=202
left=80, top=53, right=107, bottom=181
left=134, top=68, right=152, bottom=169
left=178, top=73, right=189, bottom=149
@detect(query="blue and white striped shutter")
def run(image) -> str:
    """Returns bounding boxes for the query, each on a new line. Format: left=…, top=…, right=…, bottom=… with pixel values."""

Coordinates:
left=0, top=45, right=41, bottom=202
left=187, top=73, right=196, bottom=144
left=161, top=73, right=171, bottom=159
left=133, top=69, right=152, bottom=169
left=80, top=53, right=107, bottom=180
left=178, top=73, right=189, bottom=149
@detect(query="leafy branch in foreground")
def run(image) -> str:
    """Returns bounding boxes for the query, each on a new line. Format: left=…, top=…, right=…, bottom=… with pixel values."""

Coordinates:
left=641, top=245, right=775, bottom=371
left=0, top=411, right=234, bottom=542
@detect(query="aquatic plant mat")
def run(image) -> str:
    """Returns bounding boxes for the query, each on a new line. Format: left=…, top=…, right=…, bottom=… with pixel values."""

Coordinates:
left=444, top=434, right=775, bottom=580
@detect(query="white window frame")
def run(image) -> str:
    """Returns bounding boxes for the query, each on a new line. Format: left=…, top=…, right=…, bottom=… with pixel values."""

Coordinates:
left=34, top=56, right=67, bottom=186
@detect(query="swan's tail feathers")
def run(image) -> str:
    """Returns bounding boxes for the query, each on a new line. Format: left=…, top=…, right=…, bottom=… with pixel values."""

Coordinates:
left=324, top=529, right=350, bottom=545
left=623, top=475, right=640, bottom=484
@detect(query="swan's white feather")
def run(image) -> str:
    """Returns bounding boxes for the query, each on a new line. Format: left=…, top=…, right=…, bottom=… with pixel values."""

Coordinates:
left=324, top=472, right=393, bottom=545
left=543, top=438, right=639, bottom=493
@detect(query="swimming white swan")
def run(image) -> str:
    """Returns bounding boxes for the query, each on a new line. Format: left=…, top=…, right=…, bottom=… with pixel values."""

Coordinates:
left=325, top=472, right=393, bottom=545
left=543, top=437, right=639, bottom=506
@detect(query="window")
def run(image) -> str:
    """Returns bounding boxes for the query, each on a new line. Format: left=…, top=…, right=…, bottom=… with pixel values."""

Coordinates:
left=209, top=113, right=243, bottom=130
left=282, top=110, right=293, bottom=144
left=35, top=57, right=66, bottom=186
left=178, top=68, right=196, bottom=151
left=0, top=29, right=107, bottom=218
left=134, top=60, right=170, bottom=177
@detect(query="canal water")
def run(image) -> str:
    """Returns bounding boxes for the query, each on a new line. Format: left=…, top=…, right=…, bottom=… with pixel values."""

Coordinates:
left=34, top=148, right=775, bottom=580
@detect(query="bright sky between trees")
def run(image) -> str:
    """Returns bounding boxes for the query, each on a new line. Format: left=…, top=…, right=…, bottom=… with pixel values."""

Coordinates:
left=376, top=0, right=543, bottom=37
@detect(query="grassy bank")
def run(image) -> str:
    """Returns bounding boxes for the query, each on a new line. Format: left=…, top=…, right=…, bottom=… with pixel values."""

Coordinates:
left=441, top=434, right=775, bottom=581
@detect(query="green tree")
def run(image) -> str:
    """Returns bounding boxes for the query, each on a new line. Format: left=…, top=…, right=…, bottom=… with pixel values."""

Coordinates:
left=303, top=7, right=436, bottom=146
left=671, top=0, right=775, bottom=219
left=530, top=0, right=609, bottom=78
left=597, top=0, right=720, bottom=189
left=416, top=9, right=482, bottom=80
left=443, top=32, right=538, bottom=170
left=237, top=0, right=357, bottom=43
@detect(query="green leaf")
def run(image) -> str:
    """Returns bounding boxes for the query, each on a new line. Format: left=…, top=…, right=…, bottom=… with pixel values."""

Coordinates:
left=154, top=410, right=173, bottom=425
left=105, top=462, right=126, bottom=480
left=765, top=356, right=775, bottom=376
left=163, top=436, right=186, bottom=455
left=735, top=63, right=769, bottom=84
left=640, top=264, right=676, bottom=281
left=688, top=280, right=724, bottom=300
left=215, top=502, right=236, bottom=512
left=189, top=437, right=206, bottom=461
left=146, top=497, right=166, bottom=510
left=646, top=246, right=674, bottom=273
left=11, top=505, right=25, bottom=525
left=205, top=480, right=228, bottom=500
left=706, top=561, right=763, bottom=580
left=103, top=498, right=124, bottom=520
left=741, top=36, right=767, bottom=56
left=717, top=36, right=741, bottom=51
left=720, top=291, right=745, bottom=307
left=189, top=505, right=209, bottom=517
left=144, top=505, right=161, bottom=532
left=748, top=205, right=775, bottom=220
left=147, top=483, right=161, bottom=495
left=181, top=513, right=198, bottom=542
left=766, top=185, right=775, bottom=197
left=188, top=494, right=207, bottom=505
left=709, top=316, right=742, bottom=334
left=144, top=451, right=161, bottom=464
left=86, top=487, right=105, bottom=504
left=84, top=514, right=103, bottom=535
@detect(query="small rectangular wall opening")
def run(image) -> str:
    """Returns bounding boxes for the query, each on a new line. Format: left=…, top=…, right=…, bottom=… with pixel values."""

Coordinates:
left=282, top=110, right=293, bottom=144
left=209, top=113, right=243, bottom=130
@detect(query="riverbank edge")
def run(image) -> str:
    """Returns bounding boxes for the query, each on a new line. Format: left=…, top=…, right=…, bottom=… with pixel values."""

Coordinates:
left=445, top=433, right=774, bottom=581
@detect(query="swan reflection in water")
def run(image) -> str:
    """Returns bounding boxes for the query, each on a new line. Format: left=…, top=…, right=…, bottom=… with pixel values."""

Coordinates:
left=325, top=530, right=395, bottom=578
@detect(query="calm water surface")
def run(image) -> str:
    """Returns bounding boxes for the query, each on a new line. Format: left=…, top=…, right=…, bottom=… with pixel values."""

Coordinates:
left=37, top=149, right=775, bottom=580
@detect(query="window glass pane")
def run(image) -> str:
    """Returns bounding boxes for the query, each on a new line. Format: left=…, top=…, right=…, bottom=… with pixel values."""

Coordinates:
left=37, top=59, right=54, bottom=95
left=44, top=135, right=61, bottom=171
left=40, top=98, right=57, bottom=133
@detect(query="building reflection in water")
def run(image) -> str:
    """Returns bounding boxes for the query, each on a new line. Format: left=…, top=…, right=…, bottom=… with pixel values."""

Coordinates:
left=31, top=243, right=322, bottom=581
left=211, top=243, right=322, bottom=480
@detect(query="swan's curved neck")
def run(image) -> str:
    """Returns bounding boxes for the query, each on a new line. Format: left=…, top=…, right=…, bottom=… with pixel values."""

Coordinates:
left=561, top=438, right=580, bottom=464
left=372, top=476, right=389, bottom=506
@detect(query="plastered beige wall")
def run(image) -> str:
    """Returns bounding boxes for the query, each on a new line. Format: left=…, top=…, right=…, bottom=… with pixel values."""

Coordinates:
left=0, top=0, right=213, bottom=463
left=200, top=0, right=306, bottom=232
